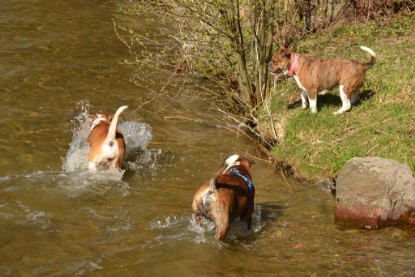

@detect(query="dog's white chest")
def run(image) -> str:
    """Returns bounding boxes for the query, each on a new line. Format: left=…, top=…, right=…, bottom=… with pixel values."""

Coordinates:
left=293, top=75, right=307, bottom=92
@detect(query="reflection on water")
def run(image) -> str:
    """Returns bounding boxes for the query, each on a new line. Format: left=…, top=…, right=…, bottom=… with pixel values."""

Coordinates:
left=1, top=0, right=415, bottom=276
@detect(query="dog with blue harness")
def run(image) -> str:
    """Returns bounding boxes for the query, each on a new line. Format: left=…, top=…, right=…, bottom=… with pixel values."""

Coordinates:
left=192, top=154, right=255, bottom=240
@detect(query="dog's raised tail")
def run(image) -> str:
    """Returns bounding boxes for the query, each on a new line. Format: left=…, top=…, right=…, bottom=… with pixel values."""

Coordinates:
left=360, top=46, right=376, bottom=71
left=106, top=105, right=128, bottom=144
left=209, top=177, right=217, bottom=191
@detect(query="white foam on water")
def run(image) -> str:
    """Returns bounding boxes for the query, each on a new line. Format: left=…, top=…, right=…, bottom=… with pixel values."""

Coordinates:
left=0, top=176, right=10, bottom=183
left=57, top=171, right=130, bottom=197
left=150, top=215, right=181, bottom=230
left=17, top=201, right=51, bottom=222
left=0, top=200, right=53, bottom=230
left=0, top=170, right=130, bottom=198
left=75, top=260, right=104, bottom=275
left=187, top=214, right=216, bottom=244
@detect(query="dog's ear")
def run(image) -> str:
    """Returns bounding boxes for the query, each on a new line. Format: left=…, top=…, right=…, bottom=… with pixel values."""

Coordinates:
left=273, top=34, right=280, bottom=43
left=90, top=113, right=112, bottom=122
left=244, top=158, right=255, bottom=167
left=220, top=156, right=231, bottom=168
left=100, top=113, right=112, bottom=121
left=240, top=157, right=255, bottom=169
left=89, top=114, right=98, bottom=121
left=279, top=45, right=291, bottom=58
left=221, top=157, right=227, bottom=167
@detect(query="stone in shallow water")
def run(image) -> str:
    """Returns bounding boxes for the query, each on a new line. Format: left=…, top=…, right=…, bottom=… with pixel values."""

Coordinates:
left=335, top=157, right=415, bottom=228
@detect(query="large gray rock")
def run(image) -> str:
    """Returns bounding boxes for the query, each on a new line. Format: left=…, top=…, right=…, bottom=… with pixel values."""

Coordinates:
left=335, top=157, right=415, bottom=228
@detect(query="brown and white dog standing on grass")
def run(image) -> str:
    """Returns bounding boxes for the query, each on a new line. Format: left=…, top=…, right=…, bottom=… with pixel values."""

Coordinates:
left=88, top=106, right=128, bottom=171
left=192, top=154, right=255, bottom=241
left=268, top=45, right=376, bottom=115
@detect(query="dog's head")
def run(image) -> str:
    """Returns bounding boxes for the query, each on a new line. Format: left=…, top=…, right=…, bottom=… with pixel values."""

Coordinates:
left=222, top=154, right=254, bottom=173
left=268, top=45, right=292, bottom=75
left=90, top=113, right=112, bottom=122
left=89, top=113, right=112, bottom=130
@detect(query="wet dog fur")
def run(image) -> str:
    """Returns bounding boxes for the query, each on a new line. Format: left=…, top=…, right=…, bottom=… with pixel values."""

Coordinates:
left=192, top=154, right=255, bottom=240
left=88, top=105, right=128, bottom=171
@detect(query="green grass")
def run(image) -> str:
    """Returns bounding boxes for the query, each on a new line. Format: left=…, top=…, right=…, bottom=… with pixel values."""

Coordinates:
left=267, top=13, right=415, bottom=181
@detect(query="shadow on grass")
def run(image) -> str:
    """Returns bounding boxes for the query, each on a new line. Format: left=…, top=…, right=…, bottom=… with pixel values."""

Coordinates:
left=287, top=89, right=376, bottom=111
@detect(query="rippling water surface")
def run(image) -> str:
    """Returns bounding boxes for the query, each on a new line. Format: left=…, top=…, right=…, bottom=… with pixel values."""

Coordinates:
left=1, top=0, right=415, bottom=276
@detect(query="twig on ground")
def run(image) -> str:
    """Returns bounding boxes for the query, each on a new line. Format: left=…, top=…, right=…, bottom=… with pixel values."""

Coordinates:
left=366, top=143, right=380, bottom=155
left=164, top=115, right=272, bottom=158
left=132, top=95, right=160, bottom=113
left=280, top=168, right=293, bottom=193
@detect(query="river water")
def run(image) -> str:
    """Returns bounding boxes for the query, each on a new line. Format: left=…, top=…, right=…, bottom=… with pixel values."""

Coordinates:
left=1, top=1, right=415, bottom=276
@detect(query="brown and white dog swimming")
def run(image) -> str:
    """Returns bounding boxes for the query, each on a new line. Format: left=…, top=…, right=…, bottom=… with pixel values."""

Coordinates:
left=192, top=154, right=255, bottom=240
left=268, top=45, right=376, bottom=115
left=88, top=105, right=128, bottom=171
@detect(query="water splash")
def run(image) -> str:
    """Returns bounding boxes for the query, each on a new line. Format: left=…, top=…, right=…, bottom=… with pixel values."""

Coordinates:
left=144, top=207, right=263, bottom=248
left=150, top=215, right=181, bottom=229
left=119, top=121, right=152, bottom=153
left=188, top=215, right=216, bottom=244
left=188, top=204, right=264, bottom=243
left=62, top=100, right=92, bottom=173
left=0, top=101, right=158, bottom=198
left=62, top=100, right=158, bottom=175
left=57, top=171, right=130, bottom=197
left=119, top=121, right=160, bottom=173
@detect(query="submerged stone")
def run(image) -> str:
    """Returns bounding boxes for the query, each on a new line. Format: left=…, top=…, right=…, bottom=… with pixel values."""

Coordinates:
left=335, top=157, right=415, bottom=229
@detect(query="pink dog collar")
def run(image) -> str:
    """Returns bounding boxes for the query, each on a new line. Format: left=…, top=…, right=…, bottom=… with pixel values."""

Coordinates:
left=288, top=53, right=300, bottom=76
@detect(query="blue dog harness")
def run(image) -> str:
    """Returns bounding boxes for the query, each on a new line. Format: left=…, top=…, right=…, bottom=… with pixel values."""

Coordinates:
left=229, top=168, right=255, bottom=193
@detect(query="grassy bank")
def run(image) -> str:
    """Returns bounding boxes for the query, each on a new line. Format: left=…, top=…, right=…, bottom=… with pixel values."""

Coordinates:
left=267, top=13, right=415, bottom=181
